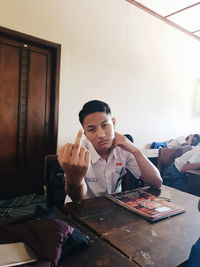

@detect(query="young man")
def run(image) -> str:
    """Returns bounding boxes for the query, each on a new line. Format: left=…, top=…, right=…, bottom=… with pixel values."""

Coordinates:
left=58, top=100, right=162, bottom=202
left=163, top=145, right=200, bottom=192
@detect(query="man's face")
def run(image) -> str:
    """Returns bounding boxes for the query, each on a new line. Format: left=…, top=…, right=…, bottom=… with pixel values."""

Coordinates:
left=83, top=112, right=115, bottom=154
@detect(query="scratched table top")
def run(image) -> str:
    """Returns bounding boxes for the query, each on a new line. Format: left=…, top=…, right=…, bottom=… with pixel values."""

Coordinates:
left=64, top=185, right=200, bottom=267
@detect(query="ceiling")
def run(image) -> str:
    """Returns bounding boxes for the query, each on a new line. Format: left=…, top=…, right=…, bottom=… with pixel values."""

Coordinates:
left=127, top=0, right=200, bottom=41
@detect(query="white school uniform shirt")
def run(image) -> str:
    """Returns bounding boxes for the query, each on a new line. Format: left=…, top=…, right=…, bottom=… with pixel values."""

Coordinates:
left=167, top=136, right=186, bottom=148
left=83, top=139, right=141, bottom=199
left=175, top=146, right=200, bottom=172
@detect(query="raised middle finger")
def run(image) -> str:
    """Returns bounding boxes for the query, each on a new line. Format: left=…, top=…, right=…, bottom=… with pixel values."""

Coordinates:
left=72, top=129, right=84, bottom=155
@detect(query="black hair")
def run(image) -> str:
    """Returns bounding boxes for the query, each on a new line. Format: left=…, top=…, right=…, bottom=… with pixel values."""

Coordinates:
left=192, top=134, right=200, bottom=146
left=79, top=100, right=112, bottom=125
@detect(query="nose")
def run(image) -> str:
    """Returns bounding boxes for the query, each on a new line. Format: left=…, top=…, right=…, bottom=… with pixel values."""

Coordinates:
left=97, top=127, right=106, bottom=138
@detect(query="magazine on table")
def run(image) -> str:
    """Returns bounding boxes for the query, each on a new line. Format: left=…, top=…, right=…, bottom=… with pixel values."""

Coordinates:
left=105, top=188, right=185, bottom=222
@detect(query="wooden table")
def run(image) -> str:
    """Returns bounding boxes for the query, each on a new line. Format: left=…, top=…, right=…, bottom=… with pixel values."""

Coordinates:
left=142, top=149, right=159, bottom=158
left=185, top=169, right=200, bottom=197
left=0, top=209, right=138, bottom=267
left=64, top=186, right=200, bottom=267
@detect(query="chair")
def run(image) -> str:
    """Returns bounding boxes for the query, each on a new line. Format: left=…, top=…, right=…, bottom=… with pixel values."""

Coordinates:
left=44, top=155, right=66, bottom=209
left=121, top=170, right=144, bottom=191
left=121, top=134, right=144, bottom=191
left=157, top=146, right=193, bottom=176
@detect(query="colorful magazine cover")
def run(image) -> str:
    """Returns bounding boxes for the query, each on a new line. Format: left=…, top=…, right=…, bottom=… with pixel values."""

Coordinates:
left=105, top=189, right=185, bottom=221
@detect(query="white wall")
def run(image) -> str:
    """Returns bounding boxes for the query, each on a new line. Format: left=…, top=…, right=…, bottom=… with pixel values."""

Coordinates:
left=1, top=0, right=200, bottom=148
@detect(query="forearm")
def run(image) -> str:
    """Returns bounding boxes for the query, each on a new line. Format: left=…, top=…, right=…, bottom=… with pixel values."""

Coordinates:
left=181, top=162, right=200, bottom=172
left=132, top=149, right=162, bottom=188
left=112, top=133, right=162, bottom=187
left=65, top=179, right=87, bottom=203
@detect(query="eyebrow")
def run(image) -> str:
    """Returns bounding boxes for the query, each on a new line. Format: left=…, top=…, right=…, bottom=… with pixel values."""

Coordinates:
left=86, top=120, right=109, bottom=129
left=101, top=120, right=109, bottom=124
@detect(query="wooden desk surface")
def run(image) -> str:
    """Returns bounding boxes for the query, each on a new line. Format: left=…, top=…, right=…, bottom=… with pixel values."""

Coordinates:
left=63, top=217, right=138, bottom=267
left=0, top=208, right=138, bottom=267
left=142, top=149, right=159, bottom=158
left=64, top=186, right=200, bottom=267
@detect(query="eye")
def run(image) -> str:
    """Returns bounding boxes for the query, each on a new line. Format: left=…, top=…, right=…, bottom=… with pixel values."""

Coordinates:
left=88, top=128, right=95, bottom=133
left=102, top=123, right=109, bottom=128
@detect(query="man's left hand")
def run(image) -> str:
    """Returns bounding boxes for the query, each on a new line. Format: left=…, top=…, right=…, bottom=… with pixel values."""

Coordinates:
left=112, top=132, right=139, bottom=154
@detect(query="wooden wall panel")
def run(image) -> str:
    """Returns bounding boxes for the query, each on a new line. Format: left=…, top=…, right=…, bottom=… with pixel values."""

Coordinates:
left=0, top=42, right=19, bottom=168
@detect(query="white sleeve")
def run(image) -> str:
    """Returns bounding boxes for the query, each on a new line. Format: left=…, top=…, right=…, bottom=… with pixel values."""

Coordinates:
left=125, top=152, right=141, bottom=178
left=188, top=148, right=200, bottom=163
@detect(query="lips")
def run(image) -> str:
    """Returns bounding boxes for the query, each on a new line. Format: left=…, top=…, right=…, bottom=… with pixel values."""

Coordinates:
left=99, top=139, right=110, bottom=145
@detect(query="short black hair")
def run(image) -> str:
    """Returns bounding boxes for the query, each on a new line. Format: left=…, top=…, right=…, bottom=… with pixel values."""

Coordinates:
left=192, top=134, right=200, bottom=146
left=79, top=100, right=112, bottom=125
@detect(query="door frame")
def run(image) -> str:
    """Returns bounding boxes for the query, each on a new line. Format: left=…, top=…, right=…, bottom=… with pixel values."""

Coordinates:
left=0, top=26, right=61, bottom=154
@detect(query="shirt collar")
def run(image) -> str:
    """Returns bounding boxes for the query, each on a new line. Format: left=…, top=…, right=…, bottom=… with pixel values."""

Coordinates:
left=86, top=139, right=119, bottom=164
left=87, top=140, right=101, bottom=164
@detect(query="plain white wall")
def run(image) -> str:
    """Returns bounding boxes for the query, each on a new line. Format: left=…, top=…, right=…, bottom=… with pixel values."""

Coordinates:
left=1, top=0, right=200, bottom=148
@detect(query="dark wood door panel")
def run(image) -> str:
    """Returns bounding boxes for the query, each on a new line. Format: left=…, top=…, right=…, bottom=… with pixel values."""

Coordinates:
left=0, top=42, right=19, bottom=168
left=27, top=50, right=51, bottom=168
left=0, top=27, right=60, bottom=198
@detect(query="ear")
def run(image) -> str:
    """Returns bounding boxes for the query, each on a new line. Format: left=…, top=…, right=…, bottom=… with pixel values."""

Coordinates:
left=112, top=117, right=116, bottom=127
left=83, top=128, right=86, bottom=136
left=81, top=125, right=86, bottom=136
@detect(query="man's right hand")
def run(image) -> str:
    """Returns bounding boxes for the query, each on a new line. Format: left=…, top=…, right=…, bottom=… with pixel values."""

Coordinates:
left=58, top=129, right=91, bottom=186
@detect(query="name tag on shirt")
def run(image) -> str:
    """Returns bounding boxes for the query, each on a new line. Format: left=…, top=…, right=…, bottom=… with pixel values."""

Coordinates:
left=85, top=178, right=98, bottom=182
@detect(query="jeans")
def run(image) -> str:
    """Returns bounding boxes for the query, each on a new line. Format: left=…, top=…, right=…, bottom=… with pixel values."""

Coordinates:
left=162, top=164, right=188, bottom=192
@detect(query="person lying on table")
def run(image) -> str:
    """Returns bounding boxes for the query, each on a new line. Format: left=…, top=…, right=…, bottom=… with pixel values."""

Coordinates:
left=163, top=145, right=200, bottom=192
left=58, top=100, right=162, bottom=202
left=167, top=134, right=200, bottom=149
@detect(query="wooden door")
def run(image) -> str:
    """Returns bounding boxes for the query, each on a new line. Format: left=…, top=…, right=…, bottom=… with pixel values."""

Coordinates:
left=0, top=28, right=60, bottom=198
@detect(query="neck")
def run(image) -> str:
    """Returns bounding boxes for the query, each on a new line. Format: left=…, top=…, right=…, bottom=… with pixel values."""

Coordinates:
left=97, top=148, right=111, bottom=161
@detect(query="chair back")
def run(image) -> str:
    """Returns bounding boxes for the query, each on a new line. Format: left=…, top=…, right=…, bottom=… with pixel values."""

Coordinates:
left=121, top=134, right=144, bottom=190
left=157, top=146, right=193, bottom=175
left=44, top=155, right=66, bottom=209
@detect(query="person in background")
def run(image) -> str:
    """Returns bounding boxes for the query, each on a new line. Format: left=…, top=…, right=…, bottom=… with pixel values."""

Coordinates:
left=58, top=100, right=162, bottom=202
left=163, top=145, right=200, bottom=192
left=150, top=134, right=200, bottom=149
left=167, top=134, right=200, bottom=149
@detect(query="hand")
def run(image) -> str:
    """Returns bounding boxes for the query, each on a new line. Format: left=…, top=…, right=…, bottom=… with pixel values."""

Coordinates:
left=58, top=129, right=91, bottom=186
left=112, top=132, right=139, bottom=154
left=112, top=133, right=162, bottom=188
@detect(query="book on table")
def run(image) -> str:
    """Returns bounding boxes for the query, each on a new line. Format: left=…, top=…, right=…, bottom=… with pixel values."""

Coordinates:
left=0, top=242, right=38, bottom=267
left=105, top=188, right=185, bottom=222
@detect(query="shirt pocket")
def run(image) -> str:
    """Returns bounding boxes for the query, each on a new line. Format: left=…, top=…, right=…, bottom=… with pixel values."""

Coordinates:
left=115, top=166, right=126, bottom=176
